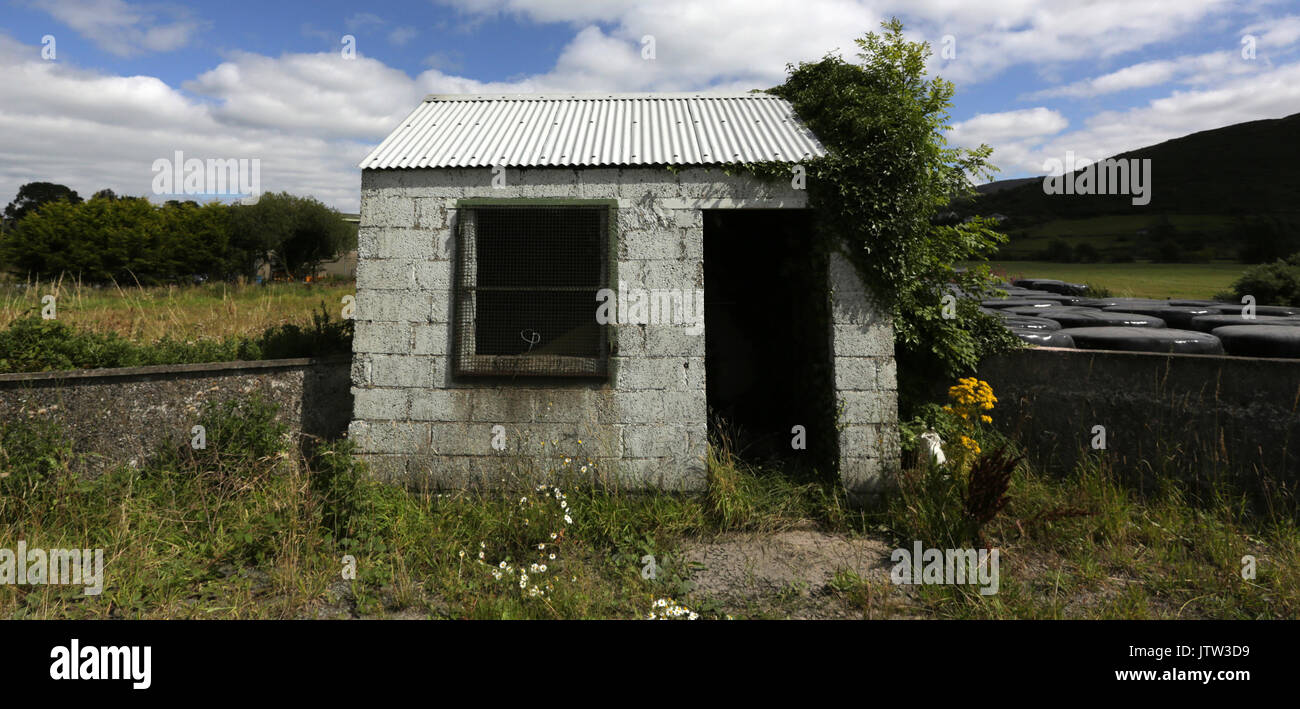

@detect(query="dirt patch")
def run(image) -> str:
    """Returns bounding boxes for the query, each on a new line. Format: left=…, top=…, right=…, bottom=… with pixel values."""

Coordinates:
left=679, top=527, right=923, bottom=619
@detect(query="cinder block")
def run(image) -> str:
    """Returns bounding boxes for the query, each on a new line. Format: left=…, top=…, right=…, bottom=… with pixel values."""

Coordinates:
left=512, top=168, right=580, bottom=196
left=413, top=261, right=452, bottom=291
left=683, top=356, right=706, bottom=391
left=612, top=323, right=646, bottom=357
left=838, top=390, right=897, bottom=425
left=627, top=259, right=702, bottom=289
left=840, top=456, right=886, bottom=499
left=622, top=425, right=688, bottom=458
left=353, top=320, right=411, bottom=354
left=832, top=323, right=893, bottom=357
left=356, top=259, right=414, bottom=291
left=578, top=169, right=620, bottom=198
left=412, top=323, right=450, bottom=355
left=679, top=227, right=703, bottom=260
left=615, top=357, right=686, bottom=390
left=470, top=389, right=538, bottom=423
left=674, top=208, right=702, bottom=229
left=876, top=357, right=898, bottom=390
left=618, top=230, right=678, bottom=261
left=532, top=391, right=594, bottom=424
left=834, top=357, right=878, bottom=391
left=610, top=457, right=665, bottom=490
left=828, top=252, right=868, bottom=294
left=352, top=386, right=409, bottom=420
left=357, top=290, right=432, bottom=323
left=645, top=324, right=706, bottom=357
left=414, top=199, right=448, bottom=230
left=428, top=422, right=483, bottom=455
left=355, top=452, right=409, bottom=480
left=360, top=193, right=414, bottom=228
left=349, top=419, right=427, bottom=453
left=617, top=170, right=683, bottom=200
left=831, top=293, right=885, bottom=326
left=351, top=354, right=372, bottom=387
left=370, top=354, right=437, bottom=388
left=617, top=200, right=676, bottom=230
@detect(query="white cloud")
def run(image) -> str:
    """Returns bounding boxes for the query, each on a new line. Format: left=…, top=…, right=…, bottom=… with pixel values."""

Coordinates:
left=949, top=108, right=1068, bottom=144
left=1029, top=51, right=1260, bottom=99
left=437, top=0, right=1242, bottom=86
left=1244, top=14, right=1300, bottom=49
left=970, top=61, right=1300, bottom=176
left=34, top=0, right=203, bottom=56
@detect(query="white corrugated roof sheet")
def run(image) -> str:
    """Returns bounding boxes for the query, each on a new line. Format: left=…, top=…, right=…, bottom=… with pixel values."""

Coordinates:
left=359, top=92, right=826, bottom=169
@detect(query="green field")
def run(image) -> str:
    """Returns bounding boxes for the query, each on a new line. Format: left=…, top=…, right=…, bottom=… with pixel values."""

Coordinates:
left=970, top=261, right=1247, bottom=300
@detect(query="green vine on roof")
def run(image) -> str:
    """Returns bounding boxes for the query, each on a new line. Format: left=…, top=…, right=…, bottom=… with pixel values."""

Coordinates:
left=730, top=19, right=1022, bottom=406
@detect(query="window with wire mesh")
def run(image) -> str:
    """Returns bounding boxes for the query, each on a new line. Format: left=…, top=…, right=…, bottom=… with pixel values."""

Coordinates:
left=453, top=204, right=610, bottom=377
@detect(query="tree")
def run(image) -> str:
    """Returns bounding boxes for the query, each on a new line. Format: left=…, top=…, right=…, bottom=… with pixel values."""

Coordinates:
left=228, top=192, right=354, bottom=280
left=3, top=182, right=83, bottom=228
left=1229, top=252, right=1300, bottom=306
left=768, top=19, right=1019, bottom=406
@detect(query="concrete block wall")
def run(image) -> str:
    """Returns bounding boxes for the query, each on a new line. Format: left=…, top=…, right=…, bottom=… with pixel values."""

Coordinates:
left=351, top=166, right=897, bottom=493
left=828, top=250, right=900, bottom=499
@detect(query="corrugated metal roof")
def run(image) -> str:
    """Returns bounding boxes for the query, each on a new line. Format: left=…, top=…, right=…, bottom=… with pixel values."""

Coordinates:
left=359, top=92, right=826, bottom=169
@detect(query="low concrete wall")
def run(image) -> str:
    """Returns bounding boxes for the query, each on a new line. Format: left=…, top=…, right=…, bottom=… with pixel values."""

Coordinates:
left=977, top=347, right=1300, bottom=499
left=0, top=357, right=352, bottom=475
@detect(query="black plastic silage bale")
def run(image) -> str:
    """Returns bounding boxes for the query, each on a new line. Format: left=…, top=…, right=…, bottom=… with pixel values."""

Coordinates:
left=1058, top=326, right=1224, bottom=354
left=1210, top=325, right=1300, bottom=358
left=1187, top=314, right=1300, bottom=333
left=1100, top=305, right=1215, bottom=329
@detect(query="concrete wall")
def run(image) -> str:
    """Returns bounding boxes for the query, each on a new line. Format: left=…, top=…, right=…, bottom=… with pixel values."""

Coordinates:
left=351, top=166, right=898, bottom=492
left=0, top=357, right=352, bottom=475
left=977, top=346, right=1300, bottom=500
left=828, top=250, right=900, bottom=500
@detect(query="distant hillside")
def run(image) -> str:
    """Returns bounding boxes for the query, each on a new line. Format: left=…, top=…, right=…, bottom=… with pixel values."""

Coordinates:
left=963, top=112, right=1300, bottom=262
left=975, top=176, right=1040, bottom=195
left=969, top=112, right=1300, bottom=219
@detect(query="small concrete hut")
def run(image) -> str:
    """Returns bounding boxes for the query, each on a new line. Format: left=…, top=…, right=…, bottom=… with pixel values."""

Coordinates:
left=351, top=92, right=898, bottom=497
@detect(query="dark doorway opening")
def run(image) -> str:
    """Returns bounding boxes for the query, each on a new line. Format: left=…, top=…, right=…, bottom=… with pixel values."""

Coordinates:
left=703, top=209, right=837, bottom=476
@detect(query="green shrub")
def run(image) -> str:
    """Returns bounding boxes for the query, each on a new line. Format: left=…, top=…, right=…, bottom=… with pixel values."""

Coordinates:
left=245, top=303, right=353, bottom=360
left=1228, top=253, right=1300, bottom=306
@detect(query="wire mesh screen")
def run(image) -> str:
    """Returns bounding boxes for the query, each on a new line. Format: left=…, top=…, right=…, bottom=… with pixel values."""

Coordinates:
left=454, top=205, right=610, bottom=377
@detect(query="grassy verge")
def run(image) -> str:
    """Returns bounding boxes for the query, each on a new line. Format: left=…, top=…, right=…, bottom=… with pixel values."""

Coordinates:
left=2, top=394, right=1294, bottom=619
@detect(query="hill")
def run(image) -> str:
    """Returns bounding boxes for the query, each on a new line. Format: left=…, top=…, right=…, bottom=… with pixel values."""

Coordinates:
left=963, top=112, right=1300, bottom=262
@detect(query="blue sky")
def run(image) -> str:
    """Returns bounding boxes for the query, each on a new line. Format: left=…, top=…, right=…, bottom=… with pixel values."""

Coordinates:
left=2, top=0, right=1298, bottom=211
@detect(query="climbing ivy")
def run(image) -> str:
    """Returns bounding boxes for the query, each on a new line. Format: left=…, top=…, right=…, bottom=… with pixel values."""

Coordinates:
left=734, top=19, right=1021, bottom=410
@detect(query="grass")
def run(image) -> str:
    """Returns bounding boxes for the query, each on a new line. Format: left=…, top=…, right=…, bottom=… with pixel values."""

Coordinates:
left=0, top=276, right=356, bottom=343
left=2, top=392, right=1295, bottom=620
left=972, top=261, right=1246, bottom=299
left=886, top=458, right=1300, bottom=619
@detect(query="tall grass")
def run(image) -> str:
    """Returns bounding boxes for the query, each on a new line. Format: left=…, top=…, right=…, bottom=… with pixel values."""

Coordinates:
left=0, top=276, right=355, bottom=343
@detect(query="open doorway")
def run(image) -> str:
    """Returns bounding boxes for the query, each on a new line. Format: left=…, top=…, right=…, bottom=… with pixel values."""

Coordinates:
left=703, top=209, right=837, bottom=476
